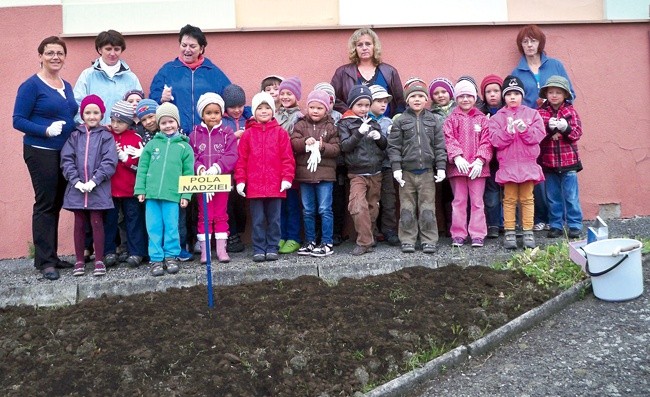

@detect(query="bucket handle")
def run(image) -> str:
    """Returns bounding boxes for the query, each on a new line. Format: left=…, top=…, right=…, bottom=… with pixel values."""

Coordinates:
left=612, top=242, right=641, bottom=255
left=584, top=254, right=629, bottom=277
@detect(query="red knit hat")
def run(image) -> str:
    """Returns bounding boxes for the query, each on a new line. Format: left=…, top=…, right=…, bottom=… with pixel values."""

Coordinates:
left=80, top=94, right=106, bottom=119
left=480, top=74, right=504, bottom=98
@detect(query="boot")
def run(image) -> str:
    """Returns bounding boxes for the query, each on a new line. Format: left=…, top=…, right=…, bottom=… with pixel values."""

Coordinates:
left=197, top=234, right=208, bottom=264
left=523, top=230, right=536, bottom=249
left=215, top=233, right=230, bottom=263
left=504, top=230, right=517, bottom=250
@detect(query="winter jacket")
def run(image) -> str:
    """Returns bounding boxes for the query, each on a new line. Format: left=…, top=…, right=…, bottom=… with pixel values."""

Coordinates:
left=149, top=57, right=231, bottom=134
left=489, top=106, right=545, bottom=185
left=111, top=129, right=142, bottom=197
left=387, top=108, right=447, bottom=173
left=235, top=118, right=295, bottom=199
left=275, top=106, right=304, bottom=135
left=291, top=114, right=340, bottom=183
left=339, top=110, right=387, bottom=175
left=60, top=124, right=117, bottom=210
left=189, top=123, right=238, bottom=176
left=537, top=101, right=583, bottom=173
left=73, top=59, right=142, bottom=125
left=134, top=132, right=194, bottom=202
left=443, top=106, right=492, bottom=179
left=430, top=101, right=456, bottom=126
left=512, top=54, right=575, bottom=108
left=331, top=63, right=405, bottom=117
left=371, top=114, right=393, bottom=169
left=223, top=106, right=253, bottom=135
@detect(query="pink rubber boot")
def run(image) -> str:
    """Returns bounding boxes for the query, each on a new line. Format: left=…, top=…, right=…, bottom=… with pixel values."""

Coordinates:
left=215, top=233, right=230, bottom=263
left=198, top=235, right=208, bottom=264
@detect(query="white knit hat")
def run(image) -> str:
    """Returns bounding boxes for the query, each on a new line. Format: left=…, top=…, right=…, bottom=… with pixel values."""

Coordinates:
left=197, top=92, right=225, bottom=117
left=251, top=92, right=276, bottom=117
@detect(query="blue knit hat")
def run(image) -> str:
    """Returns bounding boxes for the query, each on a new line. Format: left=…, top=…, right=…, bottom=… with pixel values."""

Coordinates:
left=346, top=85, right=372, bottom=108
left=135, top=99, right=158, bottom=119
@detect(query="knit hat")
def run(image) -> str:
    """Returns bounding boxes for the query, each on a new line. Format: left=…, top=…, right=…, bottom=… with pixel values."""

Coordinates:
left=122, top=89, right=145, bottom=101
left=313, top=82, right=335, bottom=100
left=453, top=80, right=477, bottom=100
left=251, top=91, right=276, bottom=117
left=278, top=76, right=302, bottom=101
left=197, top=92, right=225, bottom=117
left=110, top=100, right=135, bottom=125
left=403, top=77, right=427, bottom=90
left=222, top=84, right=246, bottom=109
left=480, top=74, right=504, bottom=98
left=501, top=75, right=525, bottom=98
left=404, top=83, right=429, bottom=102
left=80, top=94, right=106, bottom=118
left=428, top=77, right=454, bottom=99
left=346, top=85, right=372, bottom=108
left=457, top=75, right=479, bottom=91
left=539, top=75, right=573, bottom=100
left=156, top=102, right=180, bottom=126
left=369, top=84, right=392, bottom=101
left=306, top=90, right=331, bottom=112
left=135, top=99, right=158, bottom=119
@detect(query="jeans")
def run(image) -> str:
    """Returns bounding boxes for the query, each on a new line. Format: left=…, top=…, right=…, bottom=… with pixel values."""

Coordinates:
left=146, top=199, right=181, bottom=261
left=178, top=205, right=187, bottom=250
left=545, top=171, right=583, bottom=230
left=483, top=172, right=502, bottom=228
left=449, top=176, right=487, bottom=240
left=105, top=197, right=147, bottom=257
left=533, top=181, right=548, bottom=224
left=250, top=198, right=282, bottom=255
left=301, top=182, right=334, bottom=244
left=280, top=187, right=302, bottom=242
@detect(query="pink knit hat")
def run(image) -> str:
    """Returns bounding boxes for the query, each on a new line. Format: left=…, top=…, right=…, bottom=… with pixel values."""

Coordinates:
left=306, top=90, right=331, bottom=112
left=80, top=94, right=106, bottom=118
left=278, top=77, right=302, bottom=101
left=428, top=77, right=454, bottom=99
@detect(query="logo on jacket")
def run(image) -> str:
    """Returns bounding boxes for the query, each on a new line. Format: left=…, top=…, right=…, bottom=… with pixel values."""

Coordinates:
left=151, top=148, right=161, bottom=161
left=199, top=143, right=207, bottom=152
left=213, top=143, right=225, bottom=154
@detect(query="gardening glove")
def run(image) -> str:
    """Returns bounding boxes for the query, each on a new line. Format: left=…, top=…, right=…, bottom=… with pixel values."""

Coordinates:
left=46, top=120, right=66, bottom=137
left=205, top=192, right=215, bottom=203
left=74, top=181, right=85, bottom=193
left=556, top=118, right=568, bottom=132
left=236, top=183, right=246, bottom=197
left=454, top=156, right=470, bottom=174
left=162, top=84, right=174, bottom=102
left=468, top=159, right=484, bottom=180
left=124, top=142, right=144, bottom=159
left=434, top=169, right=446, bottom=183
left=205, top=164, right=221, bottom=175
left=117, top=148, right=129, bottom=162
left=506, top=117, right=515, bottom=134
left=84, top=180, right=96, bottom=193
left=393, top=170, right=405, bottom=187
left=548, top=117, right=558, bottom=130
left=307, top=151, right=320, bottom=172
left=368, top=130, right=381, bottom=140
left=280, top=181, right=292, bottom=192
left=358, top=118, right=370, bottom=134
left=513, top=119, right=527, bottom=133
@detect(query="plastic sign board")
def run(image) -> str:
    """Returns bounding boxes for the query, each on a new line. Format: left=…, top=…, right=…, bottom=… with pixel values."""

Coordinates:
left=178, top=175, right=231, bottom=193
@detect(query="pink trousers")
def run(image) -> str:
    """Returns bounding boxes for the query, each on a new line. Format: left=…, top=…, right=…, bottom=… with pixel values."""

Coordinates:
left=449, top=176, right=487, bottom=240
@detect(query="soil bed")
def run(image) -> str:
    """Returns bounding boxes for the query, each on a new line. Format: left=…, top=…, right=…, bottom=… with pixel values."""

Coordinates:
left=0, top=265, right=556, bottom=396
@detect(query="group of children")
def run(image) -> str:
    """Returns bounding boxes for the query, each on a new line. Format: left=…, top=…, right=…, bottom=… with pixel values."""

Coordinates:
left=59, top=71, right=583, bottom=276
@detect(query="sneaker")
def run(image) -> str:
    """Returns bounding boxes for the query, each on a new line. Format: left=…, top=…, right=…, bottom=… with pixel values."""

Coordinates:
left=351, top=245, right=372, bottom=256
left=568, top=228, right=582, bottom=239
left=279, top=239, right=300, bottom=254
left=164, top=258, right=179, bottom=274
left=104, top=253, right=117, bottom=267
left=265, top=252, right=279, bottom=261
left=451, top=237, right=465, bottom=247
left=311, top=243, right=334, bottom=257
left=150, top=262, right=165, bottom=277
left=117, top=251, right=129, bottom=263
left=533, top=222, right=546, bottom=231
left=297, top=241, right=317, bottom=256
left=547, top=228, right=563, bottom=238
left=93, top=261, right=106, bottom=277
left=226, top=234, right=245, bottom=253
left=504, top=231, right=517, bottom=250
left=421, top=243, right=437, bottom=254
left=386, top=234, right=401, bottom=246
left=176, top=249, right=193, bottom=262
left=73, top=262, right=85, bottom=277
left=278, top=239, right=286, bottom=249
left=401, top=243, right=415, bottom=253
left=471, top=238, right=484, bottom=248
left=487, top=226, right=500, bottom=239
left=126, top=255, right=142, bottom=268
left=523, top=231, right=536, bottom=249
left=252, top=253, right=266, bottom=262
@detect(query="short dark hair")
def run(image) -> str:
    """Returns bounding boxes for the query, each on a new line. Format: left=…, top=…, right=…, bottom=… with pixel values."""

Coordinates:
left=516, top=25, right=546, bottom=55
left=38, top=36, right=67, bottom=55
left=95, top=29, right=126, bottom=53
left=179, top=24, right=207, bottom=49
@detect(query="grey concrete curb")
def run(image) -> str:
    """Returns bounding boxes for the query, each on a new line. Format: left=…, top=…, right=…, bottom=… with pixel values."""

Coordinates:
left=363, top=278, right=592, bottom=396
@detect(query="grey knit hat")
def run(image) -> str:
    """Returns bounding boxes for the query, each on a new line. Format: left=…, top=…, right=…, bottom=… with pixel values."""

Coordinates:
left=156, top=102, right=181, bottom=126
left=110, top=100, right=135, bottom=125
left=539, top=75, right=573, bottom=100
left=223, top=84, right=246, bottom=109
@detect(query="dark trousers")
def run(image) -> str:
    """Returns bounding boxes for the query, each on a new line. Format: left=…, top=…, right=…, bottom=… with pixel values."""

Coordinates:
left=23, top=145, right=66, bottom=270
left=332, top=164, right=349, bottom=237
left=227, top=189, right=247, bottom=235
left=250, top=198, right=282, bottom=255
left=105, top=197, right=147, bottom=257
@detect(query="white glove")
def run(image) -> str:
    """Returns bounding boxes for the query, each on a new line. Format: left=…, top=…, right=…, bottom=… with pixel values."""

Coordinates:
left=506, top=117, right=515, bottom=134
left=236, top=183, right=246, bottom=197
left=434, top=169, right=446, bottom=183
left=84, top=180, right=96, bottom=193
left=117, top=148, right=129, bottom=162
left=393, top=170, right=405, bottom=187
left=368, top=130, right=381, bottom=140
left=307, top=151, right=320, bottom=172
left=204, top=164, right=221, bottom=175
left=556, top=118, right=568, bottom=132
left=205, top=192, right=215, bottom=203
left=513, top=119, right=527, bottom=133
left=46, top=121, right=66, bottom=137
left=548, top=117, right=558, bottom=130
left=358, top=118, right=370, bottom=134
left=454, top=156, right=470, bottom=174
left=74, top=181, right=85, bottom=193
left=162, top=84, right=174, bottom=102
left=468, top=159, right=484, bottom=180
left=280, top=181, right=292, bottom=192
left=124, top=142, right=144, bottom=159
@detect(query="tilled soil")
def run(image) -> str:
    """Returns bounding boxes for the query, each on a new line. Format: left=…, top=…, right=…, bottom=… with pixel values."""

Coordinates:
left=0, top=265, right=556, bottom=396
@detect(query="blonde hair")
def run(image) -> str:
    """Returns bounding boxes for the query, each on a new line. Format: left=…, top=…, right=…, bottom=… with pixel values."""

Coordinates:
left=347, top=28, right=382, bottom=66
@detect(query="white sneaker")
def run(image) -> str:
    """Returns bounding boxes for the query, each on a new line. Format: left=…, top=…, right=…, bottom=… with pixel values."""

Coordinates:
left=533, top=222, right=546, bottom=231
left=311, top=243, right=334, bottom=257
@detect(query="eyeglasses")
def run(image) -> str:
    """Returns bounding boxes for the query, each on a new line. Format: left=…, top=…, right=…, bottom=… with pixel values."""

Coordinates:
left=521, top=38, right=539, bottom=45
left=43, top=51, right=66, bottom=58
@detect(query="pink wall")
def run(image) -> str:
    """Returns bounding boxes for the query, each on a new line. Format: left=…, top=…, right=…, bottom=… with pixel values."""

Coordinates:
left=1, top=6, right=648, bottom=259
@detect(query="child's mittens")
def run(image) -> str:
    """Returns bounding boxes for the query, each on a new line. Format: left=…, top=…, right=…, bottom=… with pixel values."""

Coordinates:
left=468, top=159, right=484, bottom=180
left=513, top=119, right=527, bottom=133
left=368, top=130, right=381, bottom=140
left=280, top=181, right=292, bottom=192
left=393, top=170, right=405, bottom=187
left=434, top=169, right=446, bottom=183
left=74, top=181, right=86, bottom=193
left=454, top=156, right=471, bottom=174
left=236, top=183, right=246, bottom=197
left=124, top=142, right=144, bottom=159
left=556, top=118, right=568, bottom=132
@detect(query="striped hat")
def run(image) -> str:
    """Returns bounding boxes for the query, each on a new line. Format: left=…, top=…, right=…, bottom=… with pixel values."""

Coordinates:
left=110, top=100, right=135, bottom=125
left=278, top=76, right=302, bottom=101
left=135, top=99, right=158, bottom=119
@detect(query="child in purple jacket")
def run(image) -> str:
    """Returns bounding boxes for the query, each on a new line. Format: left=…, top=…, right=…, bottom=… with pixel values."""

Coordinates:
left=189, top=93, right=238, bottom=263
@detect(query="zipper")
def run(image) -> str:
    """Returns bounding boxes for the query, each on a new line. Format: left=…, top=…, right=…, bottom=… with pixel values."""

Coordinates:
left=157, top=138, right=171, bottom=198
left=416, top=114, right=423, bottom=169
left=191, top=70, right=196, bottom=132
left=83, top=126, right=90, bottom=208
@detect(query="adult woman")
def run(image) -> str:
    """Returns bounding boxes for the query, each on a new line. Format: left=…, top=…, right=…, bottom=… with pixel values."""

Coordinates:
left=73, top=29, right=142, bottom=125
left=13, top=36, right=78, bottom=280
left=150, top=24, right=232, bottom=135
left=511, top=24, right=576, bottom=231
left=331, top=28, right=405, bottom=118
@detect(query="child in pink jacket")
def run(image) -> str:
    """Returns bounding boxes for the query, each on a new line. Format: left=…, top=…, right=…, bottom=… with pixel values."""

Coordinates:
left=444, top=81, right=492, bottom=248
left=489, top=75, right=545, bottom=250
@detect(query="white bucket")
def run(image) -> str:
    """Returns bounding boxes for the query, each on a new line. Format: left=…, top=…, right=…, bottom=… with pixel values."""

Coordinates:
left=583, top=238, right=644, bottom=301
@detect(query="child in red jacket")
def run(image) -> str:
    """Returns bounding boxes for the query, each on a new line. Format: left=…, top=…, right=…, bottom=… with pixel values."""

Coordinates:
left=234, top=92, right=295, bottom=262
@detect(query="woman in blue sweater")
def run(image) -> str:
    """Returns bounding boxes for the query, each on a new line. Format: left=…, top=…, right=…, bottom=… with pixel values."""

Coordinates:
left=13, top=36, right=79, bottom=280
